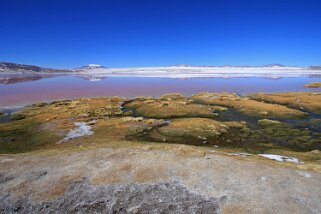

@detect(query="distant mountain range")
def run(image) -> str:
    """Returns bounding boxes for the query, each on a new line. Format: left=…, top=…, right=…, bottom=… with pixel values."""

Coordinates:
left=0, top=62, right=107, bottom=73
left=0, top=62, right=45, bottom=72
left=308, top=66, right=321, bottom=70
left=1, top=62, right=321, bottom=83
left=0, top=62, right=69, bottom=73
left=1, top=62, right=321, bottom=73
left=262, top=64, right=285, bottom=68
left=172, top=63, right=287, bottom=68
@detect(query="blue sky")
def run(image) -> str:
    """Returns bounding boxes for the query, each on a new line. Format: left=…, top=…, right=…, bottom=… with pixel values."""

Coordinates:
left=0, top=0, right=320, bottom=68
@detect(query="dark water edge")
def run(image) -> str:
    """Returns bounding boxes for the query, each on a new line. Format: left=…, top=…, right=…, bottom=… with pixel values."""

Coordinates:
left=0, top=107, right=24, bottom=123
left=122, top=102, right=321, bottom=152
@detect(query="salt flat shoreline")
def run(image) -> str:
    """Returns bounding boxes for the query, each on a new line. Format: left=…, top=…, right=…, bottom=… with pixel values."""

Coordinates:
left=1, top=66, right=321, bottom=78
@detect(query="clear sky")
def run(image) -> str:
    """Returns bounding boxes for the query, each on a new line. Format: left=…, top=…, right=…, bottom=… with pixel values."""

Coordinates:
left=0, top=0, right=320, bottom=68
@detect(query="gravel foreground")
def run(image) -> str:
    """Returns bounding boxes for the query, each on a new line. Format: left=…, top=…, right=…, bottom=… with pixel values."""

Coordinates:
left=0, top=145, right=321, bottom=213
left=1, top=180, right=220, bottom=214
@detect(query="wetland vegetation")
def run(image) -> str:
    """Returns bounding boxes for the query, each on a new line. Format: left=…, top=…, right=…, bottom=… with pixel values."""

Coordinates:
left=1, top=92, right=320, bottom=167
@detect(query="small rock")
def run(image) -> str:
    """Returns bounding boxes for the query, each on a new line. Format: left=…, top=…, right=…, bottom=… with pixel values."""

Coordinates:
left=87, top=120, right=96, bottom=125
left=33, top=103, right=47, bottom=108
left=198, top=136, right=207, bottom=140
left=227, top=153, right=252, bottom=157
left=259, top=111, right=269, bottom=116
left=0, top=158, right=15, bottom=163
left=297, top=171, right=312, bottom=178
left=260, top=176, right=272, bottom=182
left=11, top=113, right=26, bottom=120
left=257, top=119, right=281, bottom=126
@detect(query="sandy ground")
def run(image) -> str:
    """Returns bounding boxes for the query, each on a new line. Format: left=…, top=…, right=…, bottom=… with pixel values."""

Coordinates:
left=0, top=144, right=320, bottom=213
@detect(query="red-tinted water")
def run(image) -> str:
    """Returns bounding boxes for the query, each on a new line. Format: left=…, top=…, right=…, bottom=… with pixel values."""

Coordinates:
left=0, top=76, right=320, bottom=107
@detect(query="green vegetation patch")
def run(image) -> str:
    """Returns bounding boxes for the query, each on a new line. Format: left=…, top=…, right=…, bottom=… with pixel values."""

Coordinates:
left=0, top=120, right=62, bottom=153
left=191, top=92, right=307, bottom=119
left=123, top=96, right=224, bottom=119
left=135, top=118, right=246, bottom=147
left=250, top=92, right=321, bottom=114
left=232, top=119, right=321, bottom=152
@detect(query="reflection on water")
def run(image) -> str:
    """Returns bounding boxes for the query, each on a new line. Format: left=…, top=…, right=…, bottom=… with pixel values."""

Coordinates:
left=0, top=76, right=320, bottom=107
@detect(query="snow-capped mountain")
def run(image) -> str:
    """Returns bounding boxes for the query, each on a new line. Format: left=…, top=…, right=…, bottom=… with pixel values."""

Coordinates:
left=77, top=64, right=106, bottom=70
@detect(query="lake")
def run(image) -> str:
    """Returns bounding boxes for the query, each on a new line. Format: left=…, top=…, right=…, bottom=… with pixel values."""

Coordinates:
left=0, top=75, right=320, bottom=107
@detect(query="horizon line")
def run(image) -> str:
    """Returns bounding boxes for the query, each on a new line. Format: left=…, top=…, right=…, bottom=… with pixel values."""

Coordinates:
left=1, top=61, right=320, bottom=70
